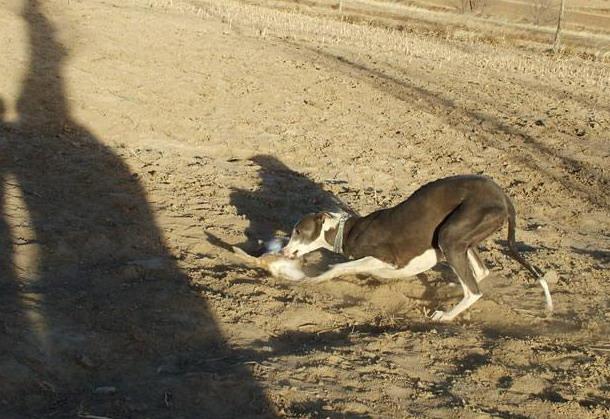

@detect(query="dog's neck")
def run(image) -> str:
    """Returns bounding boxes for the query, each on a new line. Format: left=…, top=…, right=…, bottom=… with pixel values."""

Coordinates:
left=323, top=213, right=351, bottom=254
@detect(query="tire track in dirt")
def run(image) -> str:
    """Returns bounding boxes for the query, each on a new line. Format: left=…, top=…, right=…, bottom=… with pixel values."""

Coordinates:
left=282, top=42, right=609, bottom=212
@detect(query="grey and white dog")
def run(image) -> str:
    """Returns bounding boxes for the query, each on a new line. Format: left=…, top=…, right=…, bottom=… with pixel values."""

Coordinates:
left=282, top=175, right=553, bottom=322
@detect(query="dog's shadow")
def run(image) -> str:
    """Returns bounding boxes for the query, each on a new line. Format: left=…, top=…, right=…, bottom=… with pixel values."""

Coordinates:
left=227, top=155, right=355, bottom=253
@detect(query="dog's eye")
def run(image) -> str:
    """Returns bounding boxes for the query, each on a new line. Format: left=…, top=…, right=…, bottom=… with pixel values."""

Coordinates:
left=295, top=229, right=301, bottom=235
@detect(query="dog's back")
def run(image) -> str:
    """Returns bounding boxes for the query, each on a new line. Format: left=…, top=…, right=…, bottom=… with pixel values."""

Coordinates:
left=343, top=175, right=508, bottom=265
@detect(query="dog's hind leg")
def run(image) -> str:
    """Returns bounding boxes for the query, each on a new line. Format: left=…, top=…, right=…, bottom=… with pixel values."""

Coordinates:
left=467, top=248, right=489, bottom=283
left=432, top=249, right=482, bottom=322
left=433, top=205, right=506, bottom=322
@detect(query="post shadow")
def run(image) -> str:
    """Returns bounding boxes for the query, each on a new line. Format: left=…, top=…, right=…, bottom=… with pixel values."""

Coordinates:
left=0, top=1, right=274, bottom=417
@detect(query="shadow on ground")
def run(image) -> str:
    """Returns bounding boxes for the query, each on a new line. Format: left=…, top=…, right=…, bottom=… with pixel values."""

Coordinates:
left=0, top=1, right=274, bottom=417
left=229, top=154, right=356, bottom=252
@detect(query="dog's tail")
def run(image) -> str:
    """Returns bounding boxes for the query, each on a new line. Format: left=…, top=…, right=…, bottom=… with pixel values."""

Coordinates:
left=505, top=196, right=553, bottom=312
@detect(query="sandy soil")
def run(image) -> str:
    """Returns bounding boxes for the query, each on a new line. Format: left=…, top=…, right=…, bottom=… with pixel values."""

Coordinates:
left=0, top=0, right=609, bottom=417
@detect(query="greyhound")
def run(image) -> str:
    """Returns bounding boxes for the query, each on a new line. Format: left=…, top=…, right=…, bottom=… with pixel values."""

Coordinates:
left=282, top=175, right=553, bottom=322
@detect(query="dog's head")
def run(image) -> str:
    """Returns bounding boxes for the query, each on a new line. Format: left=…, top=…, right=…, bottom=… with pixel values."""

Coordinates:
left=282, top=212, right=338, bottom=258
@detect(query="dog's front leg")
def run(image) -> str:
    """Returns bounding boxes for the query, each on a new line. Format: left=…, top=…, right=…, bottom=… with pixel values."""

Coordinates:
left=305, top=257, right=391, bottom=284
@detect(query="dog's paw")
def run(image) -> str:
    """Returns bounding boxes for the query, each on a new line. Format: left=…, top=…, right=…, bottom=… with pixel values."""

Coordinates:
left=431, top=310, right=449, bottom=322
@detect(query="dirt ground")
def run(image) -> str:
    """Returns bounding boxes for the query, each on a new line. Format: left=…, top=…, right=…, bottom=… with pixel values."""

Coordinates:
left=0, top=0, right=608, bottom=417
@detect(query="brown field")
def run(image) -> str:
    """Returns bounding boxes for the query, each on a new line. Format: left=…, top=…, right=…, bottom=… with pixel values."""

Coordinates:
left=242, top=0, right=610, bottom=55
left=400, top=0, right=610, bottom=30
left=0, top=0, right=608, bottom=417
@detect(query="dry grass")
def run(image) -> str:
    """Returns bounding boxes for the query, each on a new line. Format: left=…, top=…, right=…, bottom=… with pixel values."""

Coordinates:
left=146, top=0, right=609, bottom=93
left=230, top=0, right=610, bottom=55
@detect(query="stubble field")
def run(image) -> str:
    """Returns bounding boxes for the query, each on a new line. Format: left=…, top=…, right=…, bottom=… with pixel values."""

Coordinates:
left=0, top=0, right=608, bottom=417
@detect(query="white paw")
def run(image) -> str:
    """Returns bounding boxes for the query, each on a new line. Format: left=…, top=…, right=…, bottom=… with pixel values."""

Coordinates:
left=431, top=310, right=449, bottom=322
